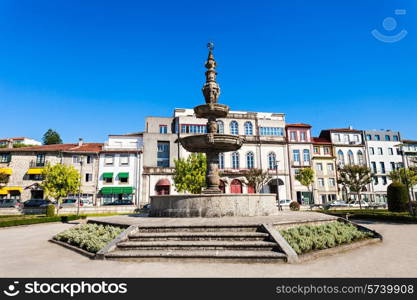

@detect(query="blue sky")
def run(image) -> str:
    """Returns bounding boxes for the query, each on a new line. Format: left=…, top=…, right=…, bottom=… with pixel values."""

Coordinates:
left=0, top=0, right=416, bottom=143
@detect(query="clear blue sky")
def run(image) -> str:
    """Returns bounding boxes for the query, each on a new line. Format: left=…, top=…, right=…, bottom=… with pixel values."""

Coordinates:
left=1, top=0, right=416, bottom=143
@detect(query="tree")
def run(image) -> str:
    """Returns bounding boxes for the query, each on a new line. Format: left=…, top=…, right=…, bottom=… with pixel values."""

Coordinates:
left=388, top=167, right=417, bottom=187
left=244, top=168, right=271, bottom=193
left=337, top=165, right=373, bottom=209
left=41, top=163, right=80, bottom=214
left=295, top=167, right=315, bottom=204
left=0, top=172, right=9, bottom=188
left=173, top=153, right=206, bottom=194
left=42, top=129, right=63, bottom=145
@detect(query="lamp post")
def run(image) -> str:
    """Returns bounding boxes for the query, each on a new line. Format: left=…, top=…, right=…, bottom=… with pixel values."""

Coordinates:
left=77, top=157, right=83, bottom=216
left=276, top=161, right=282, bottom=211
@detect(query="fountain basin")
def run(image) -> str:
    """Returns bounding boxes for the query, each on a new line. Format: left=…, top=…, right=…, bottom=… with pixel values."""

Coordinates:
left=150, top=194, right=278, bottom=217
left=194, top=103, right=229, bottom=119
left=180, top=134, right=245, bottom=153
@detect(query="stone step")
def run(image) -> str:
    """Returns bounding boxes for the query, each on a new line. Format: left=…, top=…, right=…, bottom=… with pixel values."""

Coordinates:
left=117, top=240, right=278, bottom=251
left=136, top=225, right=260, bottom=233
left=128, top=231, right=270, bottom=241
left=105, top=249, right=287, bottom=263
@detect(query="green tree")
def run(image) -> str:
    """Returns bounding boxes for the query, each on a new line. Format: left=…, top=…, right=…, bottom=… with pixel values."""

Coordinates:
left=42, top=129, right=63, bottom=145
left=41, top=163, right=80, bottom=214
left=0, top=172, right=9, bottom=188
left=295, top=167, right=315, bottom=204
left=337, top=165, right=373, bottom=209
left=244, top=168, right=271, bottom=193
left=173, top=153, right=206, bottom=194
left=388, top=167, right=417, bottom=187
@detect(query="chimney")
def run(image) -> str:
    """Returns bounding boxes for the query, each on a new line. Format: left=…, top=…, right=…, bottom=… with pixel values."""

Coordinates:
left=78, top=138, right=83, bottom=147
left=7, top=139, right=13, bottom=149
left=348, top=125, right=353, bottom=130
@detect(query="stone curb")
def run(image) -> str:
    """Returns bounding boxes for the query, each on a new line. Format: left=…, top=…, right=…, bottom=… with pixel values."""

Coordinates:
left=95, top=225, right=139, bottom=260
left=261, top=223, right=299, bottom=264
left=49, top=239, right=96, bottom=259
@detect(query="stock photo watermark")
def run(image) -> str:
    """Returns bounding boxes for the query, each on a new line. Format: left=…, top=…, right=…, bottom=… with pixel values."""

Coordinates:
left=371, top=9, right=408, bottom=43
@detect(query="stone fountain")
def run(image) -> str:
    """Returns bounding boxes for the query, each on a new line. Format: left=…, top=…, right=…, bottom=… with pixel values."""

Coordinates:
left=150, top=43, right=278, bottom=217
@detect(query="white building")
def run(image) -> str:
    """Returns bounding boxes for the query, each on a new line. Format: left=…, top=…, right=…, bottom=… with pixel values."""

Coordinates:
left=97, top=134, right=143, bottom=205
left=0, top=137, right=41, bottom=147
left=363, top=130, right=403, bottom=203
left=402, top=139, right=417, bottom=201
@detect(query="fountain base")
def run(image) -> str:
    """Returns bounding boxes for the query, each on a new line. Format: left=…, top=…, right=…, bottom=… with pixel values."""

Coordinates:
left=149, top=194, right=278, bottom=218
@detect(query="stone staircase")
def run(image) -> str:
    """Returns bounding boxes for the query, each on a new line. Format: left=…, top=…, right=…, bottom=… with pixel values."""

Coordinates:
left=103, top=224, right=287, bottom=263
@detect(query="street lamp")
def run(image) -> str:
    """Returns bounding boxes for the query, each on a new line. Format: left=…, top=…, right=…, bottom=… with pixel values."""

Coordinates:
left=77, top=157, right=84, bottom=216
left=276, top=160, right=282, bottom=211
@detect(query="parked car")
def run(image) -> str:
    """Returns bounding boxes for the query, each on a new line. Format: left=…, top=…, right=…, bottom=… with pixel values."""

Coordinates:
left=142, top=203, right=151, bottom=210
left=324, top=200, right=349, bottom=209
left=278, top=199, right=292, bottom=206
left=59, top=198, right=92, bottom=208
left=348, top=200, right=369, bottom=208
left=0, top=199, right=22, bottom=208
left=104, top=199, right=133, bottom=206
left=23, top=199, right=52, bottom=208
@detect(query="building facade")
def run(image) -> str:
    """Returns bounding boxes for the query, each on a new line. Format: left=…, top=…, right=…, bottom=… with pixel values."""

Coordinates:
left=97, top=134, right=143, bottom=205
left=0, top=137, right=41, bottom=147
left=402, top=140, right=417, bottom=200
left=363, top=130, right=403, bottom=203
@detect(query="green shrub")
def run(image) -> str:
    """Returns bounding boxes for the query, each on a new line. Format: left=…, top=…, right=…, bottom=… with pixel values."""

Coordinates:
left=289, top=201, right=300, bottom=211
left=54, top=223, right=123, bottom=253
left=0, top=215, right=82, bottom=227
left=46, top=204, right=55, bottom=217
left=279, top=221, right=374, bottom=255
left=387, top=182, right=409, bottom=212
left=410, top=201, right=417, bottom=217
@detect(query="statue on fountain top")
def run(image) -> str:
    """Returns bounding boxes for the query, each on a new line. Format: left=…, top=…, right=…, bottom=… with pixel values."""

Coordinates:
left=202, top=42, right=221, bottom=104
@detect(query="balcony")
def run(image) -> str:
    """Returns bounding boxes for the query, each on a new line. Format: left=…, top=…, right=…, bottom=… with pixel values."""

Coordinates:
left=291, top=160, right=312, bottom=167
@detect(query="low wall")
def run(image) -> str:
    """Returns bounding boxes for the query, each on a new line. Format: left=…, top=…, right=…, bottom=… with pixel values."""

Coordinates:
left=150, top=193, right=279, bottom=218
left=0, top=206, right=137, bottom=215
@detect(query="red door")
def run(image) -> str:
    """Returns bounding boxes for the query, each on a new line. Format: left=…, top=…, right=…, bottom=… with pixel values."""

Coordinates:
left=247, top=184, right=255, bottom=194
left=230, top=179, right=242, bottom=194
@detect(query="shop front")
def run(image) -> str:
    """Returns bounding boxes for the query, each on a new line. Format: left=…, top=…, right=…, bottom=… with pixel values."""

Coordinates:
left=100, top=186, right=135, bottom=205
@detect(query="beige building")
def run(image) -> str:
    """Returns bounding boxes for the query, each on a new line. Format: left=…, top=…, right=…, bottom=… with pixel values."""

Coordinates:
left=0, top=140, right=102, bottom=203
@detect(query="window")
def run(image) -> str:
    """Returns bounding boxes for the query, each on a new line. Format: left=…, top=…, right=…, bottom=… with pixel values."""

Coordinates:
left=366, top=134, right=371, bottom=141
left=329, top=178, right=336, bottom=186
left=85, top=173, right=93, bottom=182
left=382, top=176, right=388, bottom=185
left=181, top=124, right=207, bottom=134
left=231, top=152, right=239, bottom=169
left=375, top=135, right=380, bottom=141
left=29, top=174, right=42, bottom=180
left=393, top=135, right=399, bottom=141
left=119, top=154, right=129, bottom=166
left=36, top=154, right=45, bottom=167
left=293, top=150, right=300, bottom=162
left=380, top=162, right=385, bottom=174
left=377, top=147, right=383, bottom=155
left=230, top=121, right=239, bottom=135
left=104, top=155, right=114, bottom=165
left=357, top=150, right=364, bottom=165
left=303, top=149, right=310, bottom=162
left=86, top=155, right=92, bottom=164
left=374, top=177, right=379, bottom=185
left=217, top=121, right=224, bottom=134
left=218, top=153, right=224, bottom=169
left=157, top=141, right=170, bottom=167
left=300, top=132, right=306, bottom=142
left=246, top=152, right=255, bottom=169
left=268, top=152, right=276, bottom=170
left=314, top=147, right=319, bottom=154
left=385, top=135, right=390, bottom=141
left=0, top=153, right=11, bottom=163
left=370, top=147, right=375, bottom=155
left=159, top=125, right=168, bottom=134
left=390, top=162, right=396, bottom=171
left=244, top=122, right=253, bottom=135
left=371, top=162, right=377, bottom=173
left=347, top=150, right=354, bottom=165
left=388, top=148, right=393, bottom=155
left=260, top=127, right=284, bottom=136
left=104, top=177, right=113, bottom=184
left=72, top=155, right=81, bottom=164
left=337, top=150, right=344, bottom=165
left=334, top=134, right=340, bottom=142
left=354, top=135, right=359, bottom=142
left=318, top=178, right=324, bottom=187
left=290, top=131, right=296, bottom=141
left=327, top=163, right=334, bottom=172
left=316, top=163, right=323, bottom=171
left=324, top=147, right=330, bottom=155
left=120, top=176, right=128, bottom=183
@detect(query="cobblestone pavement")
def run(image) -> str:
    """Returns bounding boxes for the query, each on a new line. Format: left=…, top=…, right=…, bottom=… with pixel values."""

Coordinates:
left=1, top=219, right=416, bottom=277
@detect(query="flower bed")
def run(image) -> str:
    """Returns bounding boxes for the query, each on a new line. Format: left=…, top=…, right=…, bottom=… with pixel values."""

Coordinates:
left=54, top=223, right=123, bottom=253
left=279, top=221, right=375, bottom=255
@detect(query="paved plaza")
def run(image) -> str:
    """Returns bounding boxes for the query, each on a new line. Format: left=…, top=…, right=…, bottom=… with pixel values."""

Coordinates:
left=1, top=218, right=417, bottom=277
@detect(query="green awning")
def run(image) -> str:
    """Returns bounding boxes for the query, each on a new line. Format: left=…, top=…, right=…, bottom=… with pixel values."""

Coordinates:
left=102, top=172, right=113, bottom=179
left=118, top=172, right=129, bottom=179
left=100, top=186, right=134, bottom=194
left=100, top=187, right=113, bottom=195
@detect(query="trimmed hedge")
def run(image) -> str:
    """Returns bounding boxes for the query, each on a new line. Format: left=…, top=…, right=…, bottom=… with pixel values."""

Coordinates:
left=279, top=221, right=374, bottom=254
left=387, top=182, right=409, bottom=212
left=46, top=204, right=55, bottom=217
left=289, top=201, right=300, bottom=211
left=318, top=209, right=417, bottom=223
left=0, top=215, right=83, bottom=228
